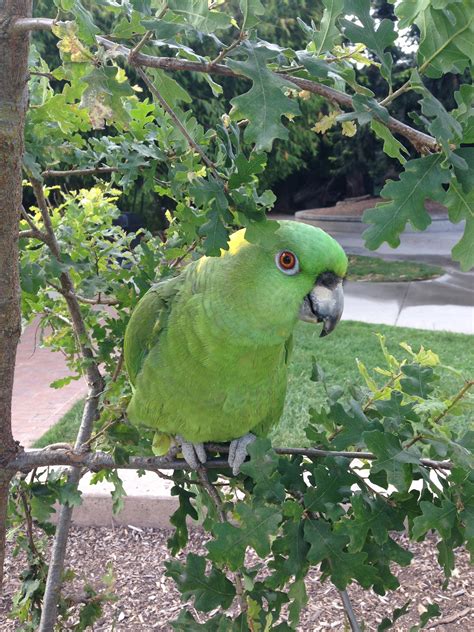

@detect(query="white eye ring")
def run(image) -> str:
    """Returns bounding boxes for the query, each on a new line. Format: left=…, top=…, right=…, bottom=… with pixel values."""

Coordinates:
left=275, top=250, right=300, bottom=275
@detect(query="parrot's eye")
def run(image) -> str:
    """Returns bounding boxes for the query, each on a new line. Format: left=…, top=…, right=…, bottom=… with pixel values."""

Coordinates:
left=276, top=250, right=299, bottom=275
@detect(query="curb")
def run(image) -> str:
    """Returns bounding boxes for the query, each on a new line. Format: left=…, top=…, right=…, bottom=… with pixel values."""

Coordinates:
left=54, top=469, right=180, bottom=529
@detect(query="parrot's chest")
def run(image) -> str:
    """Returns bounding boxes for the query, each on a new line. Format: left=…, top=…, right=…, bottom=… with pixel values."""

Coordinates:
left=142, top=332, right=288, bottom=442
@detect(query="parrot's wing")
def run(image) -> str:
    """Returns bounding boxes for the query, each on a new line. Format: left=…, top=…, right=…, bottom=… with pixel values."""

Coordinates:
left=124, top=274, right=184, bottom=385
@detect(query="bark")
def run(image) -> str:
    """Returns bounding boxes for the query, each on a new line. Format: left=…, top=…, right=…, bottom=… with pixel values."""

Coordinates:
left=6, top=445, right=453, bottom=474
left=0, top=0, right=32, bottom=593
left=11, top=18, right=439, bottom=154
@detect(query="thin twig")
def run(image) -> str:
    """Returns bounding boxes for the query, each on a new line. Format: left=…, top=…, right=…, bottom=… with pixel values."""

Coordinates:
left=170, top=242, right=196, bottom=269
left=19, top=229, right=38, bottom=239
left=129, top=1, right=168, bottom=62
left=29, top=70, right=55, bottom=81
left=363, top=371, right=403, bottom=411
left=20, top=205, right=45, bottom=240
left=129, top=30, right=153, bottom=62
left=432, top=379, right=473, bottom=425
left=339, top=589, right=362, bottom=632
left=210, top=31, right=246, bottom=66
left=42, top=166, right=119, bottom=178
left=134, top=66, right=222, bottom=180
left=197, top=466, right=248, bottom=620
left=47, top=281, right=119, bottom=306
left=26, top=177, right=105, bottom=632
left=19, top=490, right=41, bottom=559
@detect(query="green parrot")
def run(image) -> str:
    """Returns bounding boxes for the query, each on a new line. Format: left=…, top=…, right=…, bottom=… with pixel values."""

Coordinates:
left=124, top=220, right=347, bottom=473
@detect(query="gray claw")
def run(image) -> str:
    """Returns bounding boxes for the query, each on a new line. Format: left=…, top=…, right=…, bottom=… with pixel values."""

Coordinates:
left=228, top=433, right=256, bottom=475
left=177, top=435, right=207, bottom=469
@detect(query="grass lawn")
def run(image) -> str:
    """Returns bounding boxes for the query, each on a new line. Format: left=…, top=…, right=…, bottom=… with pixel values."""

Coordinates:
left=347, top=255, right=444, bottom=282
left=33, top=398, right=84, bottom=448
left=33, top=321, right=473, bottom=449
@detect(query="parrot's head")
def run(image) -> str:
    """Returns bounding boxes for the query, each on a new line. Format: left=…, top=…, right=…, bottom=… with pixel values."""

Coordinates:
left=213, top=220, right=348, bottom=344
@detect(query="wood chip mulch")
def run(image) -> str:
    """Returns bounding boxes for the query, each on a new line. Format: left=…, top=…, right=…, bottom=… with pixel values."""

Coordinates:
left=1, top=527, right=472, bottom=631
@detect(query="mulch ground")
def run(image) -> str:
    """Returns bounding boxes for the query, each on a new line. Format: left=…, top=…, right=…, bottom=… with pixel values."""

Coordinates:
left=1, top=527, right=472, bottom=631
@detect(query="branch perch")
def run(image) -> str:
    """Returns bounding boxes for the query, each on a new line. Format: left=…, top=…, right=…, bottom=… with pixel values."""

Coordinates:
left=10, top=18, right=439, bottom=154
left=6, top=444, right=454, bottom=474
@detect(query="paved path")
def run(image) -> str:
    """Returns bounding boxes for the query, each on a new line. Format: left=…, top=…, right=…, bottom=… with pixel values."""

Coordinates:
left=12, top=320, right=87, bottom=448
left=344, top=271, right=473, bottom=334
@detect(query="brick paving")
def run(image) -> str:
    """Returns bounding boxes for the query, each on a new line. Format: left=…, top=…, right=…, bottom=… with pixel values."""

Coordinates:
left=12, top=320, right=87, bottom=447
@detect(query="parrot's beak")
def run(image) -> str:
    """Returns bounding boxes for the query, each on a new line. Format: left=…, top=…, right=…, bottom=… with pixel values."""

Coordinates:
left=298, top=272, right=344, bottom=337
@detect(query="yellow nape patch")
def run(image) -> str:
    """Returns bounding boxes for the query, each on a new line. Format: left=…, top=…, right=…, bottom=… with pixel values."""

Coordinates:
left=152, top=432, right=172, bottom=456
left=220, top=229, right=248, bottom=256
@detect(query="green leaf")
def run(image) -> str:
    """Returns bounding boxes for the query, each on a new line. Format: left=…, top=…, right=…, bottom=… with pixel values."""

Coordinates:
left=198, top=209, right=229, bottom=256
left=228, top=152, right=266, bottom=188
left=400, top=364, right=435, bottom=398
left=69, top=0, right=100, bottom=45
left=304, top=460, right=358, bottom=515
left=57, top=481, right=83, bottom=507
left=395, top=0, right=430, bottom=29
left=417, top=4, right=473, bottom=78
left=410, top=603, right=441, bottom=631
left=304, top=519, right=379, bottom=589
left=350, top=94, right=390, bottom=125
left=307, top=0, right=344, bottom=55
left=419, top=92, right=463, bottom=146
left=167, top=0, right=230, bottom=34
left=149, top=69, right=192, bottom=107
left=412, top=500, right=457, bottom=541
left=362, top=430, right=419, bottom=492
left=168, top=484, right=198, bottom=555
left=240, top=0, right=265, bottom=29
left=240, top=438, right=286, bottom=503
left=378, top=601, right=411, bottom=631
left=80, top=66, right=134, bottom=129
left=207, top=503, right=282, bottom=570
left=445, top=177, right=474, bottom=271
left=30, top=496, right=56, bottom=524
left=345, top=496, right=405, bottom=553
left=165, top=553, right=235, bottom=612
left=228, top=41, right=300, bottom=152
left=362, top=154, right=451, bottom=250
left=452, top=84, right=474, bottom=143
left=341, top=0, right=396, bottom=85
left=370, top=120, right=409, bottom=165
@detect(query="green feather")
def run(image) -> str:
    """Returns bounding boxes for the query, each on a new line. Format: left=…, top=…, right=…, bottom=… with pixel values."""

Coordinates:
left=124, top=221, right=347, bottom=443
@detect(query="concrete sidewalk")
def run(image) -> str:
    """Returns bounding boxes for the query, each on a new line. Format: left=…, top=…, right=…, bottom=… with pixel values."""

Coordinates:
left=344, top=271, right=473, bottom=334
left=12, top=319, right=87, bottom=448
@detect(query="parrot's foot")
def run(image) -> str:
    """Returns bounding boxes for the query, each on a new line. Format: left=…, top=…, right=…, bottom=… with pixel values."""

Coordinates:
left=177, top=435, right=207, bottom=470
left=228, top=433, right=256, bottom=475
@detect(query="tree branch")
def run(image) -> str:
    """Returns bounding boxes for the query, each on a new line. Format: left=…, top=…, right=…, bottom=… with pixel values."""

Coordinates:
left=0, top=0, right=33, bottom=594
left=134, top=66, right=222, bottom=180
left=339, top=589, right=362, bottom=632
left=42, top=166, right=119, bottom=178
left=9, top=18, right=439, bottom=154
left=25, top=177, right=105, bottom=631
left=6, top=444, right=454, bottom=474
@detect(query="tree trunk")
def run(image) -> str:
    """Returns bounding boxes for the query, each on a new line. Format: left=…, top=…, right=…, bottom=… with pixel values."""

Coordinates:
left=0, top=0, right=32, bottom=592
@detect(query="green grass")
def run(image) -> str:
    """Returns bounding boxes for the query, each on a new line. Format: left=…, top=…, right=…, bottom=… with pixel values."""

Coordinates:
left=34, top=322, right=473, bottom=449
left=347, top=255, right=444, bottom=282
left=33, top=398, right=84, bottom=448
left=274, top=321, right=472, bottom=446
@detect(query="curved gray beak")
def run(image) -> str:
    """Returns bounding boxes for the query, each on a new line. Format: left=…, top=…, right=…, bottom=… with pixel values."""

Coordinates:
left=298, top=272, right=344, bottom=337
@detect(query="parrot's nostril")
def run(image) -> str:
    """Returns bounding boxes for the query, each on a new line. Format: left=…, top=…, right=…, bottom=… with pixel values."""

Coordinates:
left=316, top=271, right=340, bottom=290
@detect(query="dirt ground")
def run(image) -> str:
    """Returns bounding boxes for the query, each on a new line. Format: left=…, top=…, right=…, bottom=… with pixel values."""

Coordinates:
left=1, top=526, right=472, bottom=631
